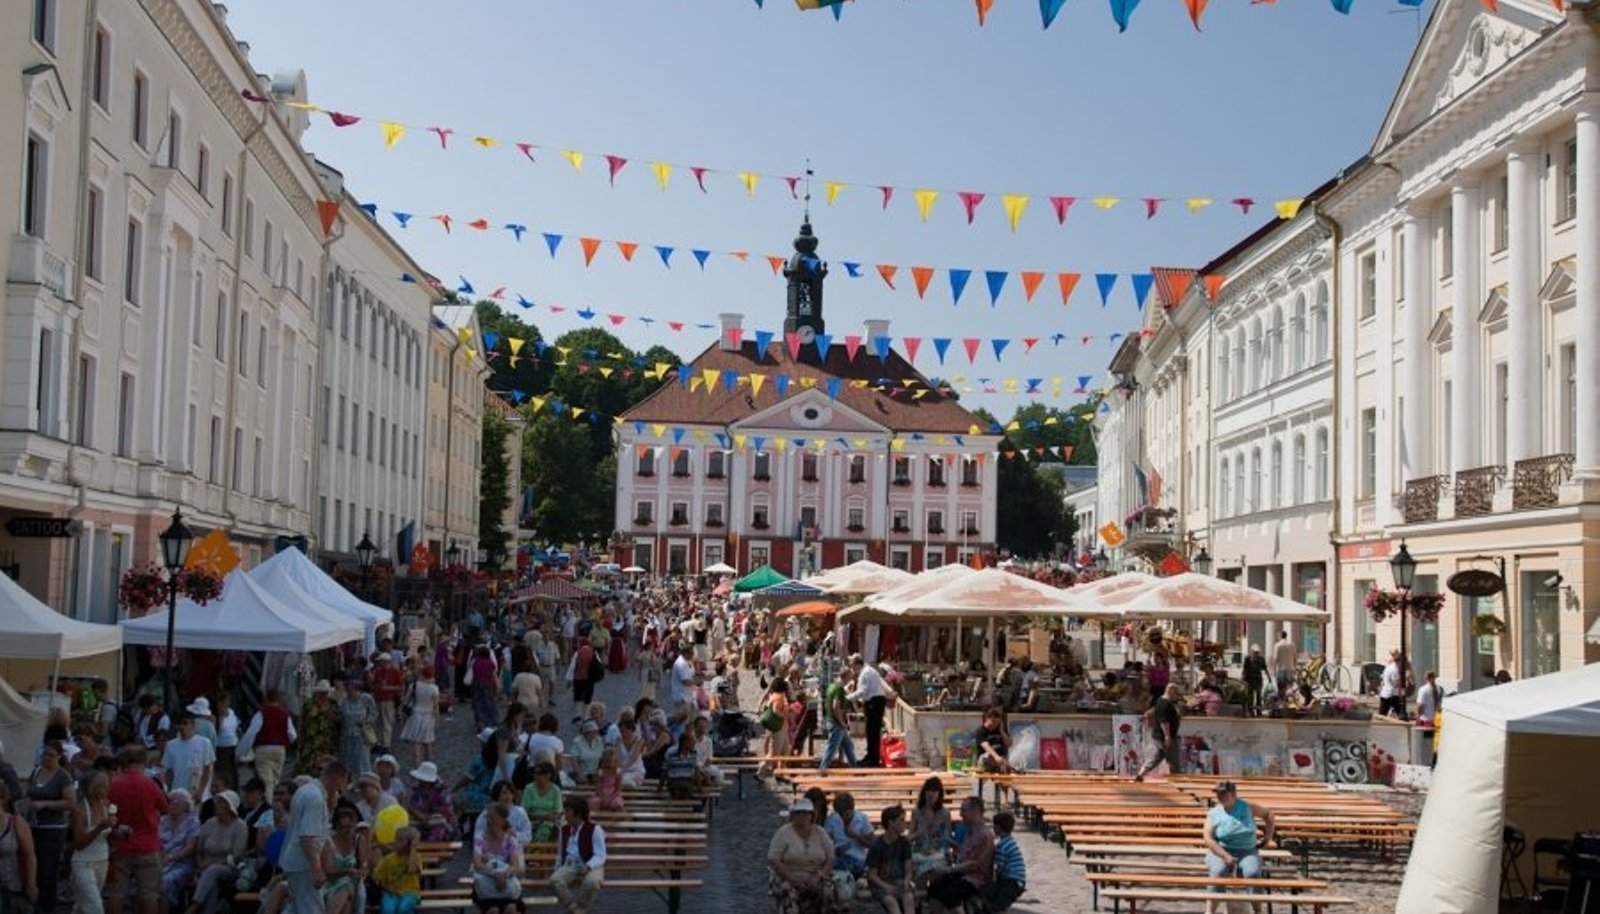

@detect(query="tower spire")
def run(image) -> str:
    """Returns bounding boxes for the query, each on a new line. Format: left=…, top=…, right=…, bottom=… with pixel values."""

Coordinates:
left=803, top=159, right=813, bottom=223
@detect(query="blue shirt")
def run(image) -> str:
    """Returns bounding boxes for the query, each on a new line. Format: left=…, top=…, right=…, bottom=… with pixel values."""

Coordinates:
left=994, top=834, right=1026, bottom=885
left=1207, top=800, right=1257, bottom=855
left=824, top=810, right=872, bottom=870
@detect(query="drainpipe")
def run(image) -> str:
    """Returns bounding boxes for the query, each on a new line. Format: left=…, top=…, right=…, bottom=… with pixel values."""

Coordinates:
left=220, top=104, right=271, bottom=528
left=1312, top=202, right=1345, bottom=666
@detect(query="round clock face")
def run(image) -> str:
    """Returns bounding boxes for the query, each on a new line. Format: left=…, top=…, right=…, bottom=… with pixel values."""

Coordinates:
left=797, top=326, right=817, bottom=344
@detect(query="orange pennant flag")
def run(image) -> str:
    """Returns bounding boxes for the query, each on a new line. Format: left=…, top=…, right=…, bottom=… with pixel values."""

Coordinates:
left=1058, top=272, right=1081, bottom=305
left=1184, top=0, right=1208, bottom=29
left=975, top=0, right=995, bottom=24
left=579, top=237, right=602, bottom=266
left=185, top=529, right=240, bottom=578
left=316, top=199, right=339, bottom=237
left=1020, top=271, right=1044, bottom=302
left=616, top=241, right=639, bottom=261
left=1204, top=273, right=1226, bottom=301
left=877, top=264, right=899, bottom=290
left=911, top=267, right=936, bottom=299
left=767, top=255, right=786, bottom=275
left=1167, top=272, right=1195, bottom=303
left=468, top=218, right=489, bottom=231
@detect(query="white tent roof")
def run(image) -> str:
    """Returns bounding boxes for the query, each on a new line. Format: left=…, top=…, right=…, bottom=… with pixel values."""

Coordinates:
left=816, top=563, right=915, bottom=596
left=0, top=570, right=122, bottom=660
left=1093, top=572, right=1329, bottom=623
left=887, top=568, right=1092, bottom=620
left=1063, top=571, right=1163, bottom=607
left=249, top=548, right=392, bottom=649
left=837, top=564, right=975, bottom=626
left=0, top=676, right=48, bottom=765
left=121, top=570, right=362, bottom=653
left=1436, top=660, right=1600, bottom=736
left=808, top=560, right=891, bottom=589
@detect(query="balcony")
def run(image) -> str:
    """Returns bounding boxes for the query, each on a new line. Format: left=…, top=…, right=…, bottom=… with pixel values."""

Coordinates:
left=1402, top=475, right=1450, bottom=524
left=8, top=235, right=72, bottom=301
left=632, top=515, right=653, bottom=527
left=1454, top=465, right=1505, bottom=519
left=1512, top=454, right=1573, bottom=510
left=891, top=523, right=911, bottom=534
left=928, top=525, right=945, bottom=535
left=751, top=520, right=770, bottom=530
left=1124, top=506, right=1178, bottom=559
left=961, top=525, right=980, bottom=536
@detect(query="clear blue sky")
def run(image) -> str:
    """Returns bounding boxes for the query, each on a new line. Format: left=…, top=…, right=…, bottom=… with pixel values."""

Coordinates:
left=227, top=0, right=1424, bottom=417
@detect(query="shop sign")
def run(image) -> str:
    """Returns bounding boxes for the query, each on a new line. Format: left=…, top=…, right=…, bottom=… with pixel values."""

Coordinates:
left=1448, top=568, right=1505, bottom=597
left=1337, top=540, right=1393, bottom=562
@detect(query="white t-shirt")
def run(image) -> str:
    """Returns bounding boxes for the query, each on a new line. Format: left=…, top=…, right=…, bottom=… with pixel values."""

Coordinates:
left=1416, top=682, right=1438, bottom=721
left=1379, top=661, right=1401, bottom=699
left=670, top=654, right=695, bottom=707
left=526, top=732, right=564, bottom=765
left=1273, top=638, right=1297, bottom=673
left=162, top=734, right=216, bottom=796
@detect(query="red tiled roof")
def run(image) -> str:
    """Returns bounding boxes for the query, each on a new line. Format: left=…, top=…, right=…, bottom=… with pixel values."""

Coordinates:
left=621, top=340, right=987, bottom=434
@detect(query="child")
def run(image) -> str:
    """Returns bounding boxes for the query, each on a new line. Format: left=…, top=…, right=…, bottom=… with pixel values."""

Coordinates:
left=987, top=811, right=1026, bottom=912
left=866, top=805, right=916, bottom=914
left=373, top=826, right=423, bottom=914
left=592, top=747, right=625, bottom=812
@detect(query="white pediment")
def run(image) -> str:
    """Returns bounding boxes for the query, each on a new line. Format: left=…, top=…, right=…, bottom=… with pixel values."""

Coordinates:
left=1373, top=1, right=1559, bottom=153
left=730, top=388, right=889, bottom=436
left=1540, top=257, right=1575, bottom=304
left=1428, top=308, right=1454, bottom=346
left=1478, top=285, right=1509, bottom=327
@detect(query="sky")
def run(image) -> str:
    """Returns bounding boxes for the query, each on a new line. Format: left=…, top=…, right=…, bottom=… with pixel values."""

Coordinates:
left=225, top=0, right=1426, bottom=419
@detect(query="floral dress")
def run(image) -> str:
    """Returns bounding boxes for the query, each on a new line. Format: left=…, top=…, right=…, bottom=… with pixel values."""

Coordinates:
left=297, top=697, right=340, bottom=774
left=909, top=804, right=951, bottom=879
left=159, top=812, right=201, bottom=903
left=407, top=782, right=456, bottom=843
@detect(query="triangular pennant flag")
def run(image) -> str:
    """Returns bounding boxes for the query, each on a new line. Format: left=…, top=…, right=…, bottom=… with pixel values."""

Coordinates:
left=1329, top=0, right=1354, bottom=14
left=562, top=150, right=584, bottom=173
left=604, top=155, right=628, bottom=186
left=754, top=329, right=774, bottom=357
left=1184, top=0, right=1208, bottom=28
left=1109, top=0, right=1141, bottom=30
left=726, top=327, right=745, bottom=350
left=692, top=249, right=711, bottom=269
left=1131, top=273, right=1155, bottom=310
left=1275, top=198, right=1305, bottom=219
left=579, top=237, right=602, bottom=266
left=1095, top=273, right=1118, bottom=306
left=842, top=261, right=862, bottom=277
left=825, top=181, right=844, bottom=205
left=959, top=191, right=985, bottom=224
left=432, top=214, right=453, bottom=233
left=1232, top=197, right=1256, bottom=214
left=616, top=241, right=638, bottom=261
left=381, top=122, right=406, bottom=149
left=1093, top=196, right=1121, bottom=210
left=1022, top=338, right=1039, bottom=353
left=426, top=126, right=453, bottom=149
left=690, top=167, right=708, bottom=192
left=975, top=0, right=995, bottom=24
left=737, top=172, right=759, bottom=198
left=1168, top=272, right=1195, bottom=303
left=472, top=135, right=497, bottom=149
left=844, top=335, right=862, bottom=362
left=877, top=264, right=899, bottom=290
left=932, top=338, right=952, bottom=364
left=984, top=270, right=1008, bottom=306
left=1143, top=198, right=1165, bottom=219
left=750, top=373, right=766, bottom=397
left=650, top=161, right=671, bottom=190
left=316, top=199, right=339, bottom=237
left=1021, top=271, right=1044, bottom=302
left=1187, top=197, right=1213, bottom=213
left=767, top=255, right=786, bottom=275
left=655, top=245, right=674, bottom=268
left=914, top=189, right=940, bottom=222
left=1040, top=0, right=1069, bottom=27
left=814, top=333, right=833, bottom=361
left=911, top=267, right=936, bottom=299
left=515, top=142, right=536, bottom=162
left=1057, top=272, right=1082, bottom=306
left=784, top=175, right=801, bottom=199
left=902, top=337, right=923, bottom=363
left=468, top=219, right=489, bottom=231
left=1050, top=195, right=1077, bottom=224
left=542, top=233, right=563, bottom=257
left=962, top=338, right=982, bottom=364
left=505, top=223, right=527, bottom=241
left=872, top=335, right=892, bottom=361
left=774, top=375, right=791, bottom=397
left=826, top=378, right=842, bottom=400
left=702, top=369, right=721, bottom=391
left=1001, top=194, right=1029, bottom=232
left=785, top=332, right=802, bottom=359
left=949, top=269, right=972, bottom=305
left=991, top=339, right=1010, bottom=360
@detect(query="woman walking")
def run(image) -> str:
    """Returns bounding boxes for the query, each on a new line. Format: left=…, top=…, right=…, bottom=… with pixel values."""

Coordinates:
left=400, top=666, right=441, bottom=767
left=28, top=740, right=75, bottom=914
left=70, top=772, right=113, bottom=914
left=338, top=679, right=379, bottom=778
left=468, top=647, right=501, bottom=731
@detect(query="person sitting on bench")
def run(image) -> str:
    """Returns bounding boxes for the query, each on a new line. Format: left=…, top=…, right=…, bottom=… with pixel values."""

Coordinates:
left=1201, top=781, right=1276, bottom=914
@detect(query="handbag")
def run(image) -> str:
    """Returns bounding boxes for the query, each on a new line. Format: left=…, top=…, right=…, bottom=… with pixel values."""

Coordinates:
left=589, top=656, right=606, bottom=683
left=472, top=872, right=520, bottom=900
left=759, top=704, right=784, bottom=732
left=464, top=666, right=475, bottom=687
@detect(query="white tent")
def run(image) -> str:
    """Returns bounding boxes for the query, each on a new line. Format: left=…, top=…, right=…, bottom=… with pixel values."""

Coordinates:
left=121, top=570, right=362, bottom=653
left=843, top=568, right=1099, bottom=624
left=815, top=563, right=915, bottom=596
left=249, top=548, right=392, bottom=652
left=0, top=676, right=48, bottom=764
left=837, top=564, right=975, bottom=625
left=1092, top=572, right=1329, bottom=623
left=0, top=571, right=123, bottom=692
left=1397, top=662, right=1600, bottom=914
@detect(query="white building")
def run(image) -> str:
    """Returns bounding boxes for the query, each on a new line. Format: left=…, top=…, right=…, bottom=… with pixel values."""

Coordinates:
left=1093, top=336, right=1142, bottom=569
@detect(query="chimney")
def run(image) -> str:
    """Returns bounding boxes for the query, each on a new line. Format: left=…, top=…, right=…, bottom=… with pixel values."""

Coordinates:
left=718, top=313, right=744, bottom=352
left=864, top=318, right=890, bottom=343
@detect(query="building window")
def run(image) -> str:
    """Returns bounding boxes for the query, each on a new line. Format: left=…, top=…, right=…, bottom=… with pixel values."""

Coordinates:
left=671, top=448, right=690, bottom=477
left=928, top=457, right=946, bottom=487
left=164, top=110, right=182, bottom=170
left=889, top=548, right=910, bottom=572
left=801, top=452, right=818, bottom=481
left=320, top=387, right=330, bottom=444
left=1560, top=139, right=1578, bottom=223
left=631, top=543, right=651, bottom=571
left=123, top=218, right=143, bottom=305
left=669, top=502, right=688, bottom=526
left=892, top=456, right=911, bottom=485
left=213, top=292, right=228, bottom=360
left=1561, top=343, right=1577, bottom=454
left=91, top=26, right=110, bottom=109
left=633, top=501, right=653, bottom=524
left=1269, top=442, right=1282, bottom=510
left=703, top=543, right=723, bottom=569
left=23, top=134, right=48, bottom=238
left=927, top=510, right=944, bottom=535
left=115, top=373, right=134, bottom=457
left=1233, top=458, right=1246, bottom=516
left=35, top=330, right=57, bottom=433
left=365, top=409, right=374, bottom=457
left=891, top=509, right=910, bottom=533
left=1521, top=571, right=1562, bottom=678
left=635, top=447, right=654, bottom=476
left=849, top=455, right=866, bottom=483
left=961, top=457, right=978, bottom=487
left=925, top=550, right=944, bottom=570
left=336, top=394, right=346, bottom=449
left=1440, top=201, right=1454, bottom=278
left=1249, top=448, right=1262, bottom=513
left=753, top=452, right=771, bottom=480
left=189, top=270, right=203, bottom=347
left=960, top=510, right=979, bottom=536
left=263, top=221, right=274, bottom=278
left=221, top=173, right=233, bottom=236
left=1361, top=409, right=1377, bottom=497
left=1353, top=579, right=1376, bottom=664
left=846, top=506, right=865, bottom=530
left=1493, top=362, right=1509, bottom=466
left=1219, top=458, right=1231, bottom=518
left=1246, top=321, right=1262, bottom=391
left=1217, top=349, right=1230, bottom=403
left=132, top=71, right=149, bottom=149
left=845, top=546, right=866, bottom=565
left=706, top=450, right=725, bottom=478
left=1491, top=171, right=1509, bottom=254
left=752, top=501, right=770, bottom=529
left=196, top=142, right=210, bottom=198
left=799, top=505, right=818, bottom=532
left=237, top=313, right=249, bottom=378
left=750, top=545, right=770, bottom=568
left=1359, top=250, right=1378, bottom=319
left=242, top=199, right=254, bottom=257
left=1441, top=380, right=1453, bottom=471
left=74, top=355, right=95, bottom=447
left=1292, top=435, right=1307, bottom=505
left=32, top=0, right=55, bottom=52
left=208, top=417, right=221, bottom=482
left=705, top=503, right=724, bottom=527
left=84, top=186, right=104, bottom=280
left=253, top=436, right=263, bottom=495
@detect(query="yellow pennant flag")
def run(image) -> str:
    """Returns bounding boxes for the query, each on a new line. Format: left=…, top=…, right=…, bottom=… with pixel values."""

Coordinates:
left=599, top=367, right=613, bottom=378
left=1093, top=196, right=1121, bottom=210
left=555, top=346, right=572, bottom=363
left=693, top=429, right=708, bottom=441
left=799, top=377, right=818, bottom=389
left=509, top=338, right=525, bottom=356
left=850, top=379, right=869, bottom=389
left=733, top=434, right=747, bottom=450
left=737, top=172, right=759, bottom=199
left=1006, top=420, right=1021, bottom=432
left=571, top=407, right=585, bottom=421
left=749, top=373, right=766, bottom=397
left=652, top=424, right=667, bottom=438
left=1043, top=416, right=1059, bottom=426
left=853, top=439, right=867, bottom=448
left=473, top=136, right=498, bottom=148
left=655, top=362, right=672, bottom=381
left=1186, top=197, right=1213, bottom=213
left=891, top=439, right=906, bottom=451
left=825, top=181, right=845, bottom=205
left=508, top=357, right=520, bottom=368
left=530, top=397, right=546, bottom=414
left=913, top=389, right=929, bottom=400
left=381, top=122, right=407, bottom=150
left=285, top=102, right=322, bottom=112
left=464, top=348, right=476, bottom=362
left=1000, top=194, right=1029, bottom=232
left=775, top=438, right=788, bottom=452
left=1275, top=199, right=1304, bottom=220
left=914, top=188, right=940, bottom=222
left=1004, top=379, right=1019, bottom=393
left=689, top=377, right=704, bottom=393
left=457, top=327, right=472, bottom=345
left=702, top=368, right=722, bottom=390
left=562, top=150, right=584, bottom=173
left=969, top=424, right=982, bottom=435
left=651, top=162, right=671, bottom=190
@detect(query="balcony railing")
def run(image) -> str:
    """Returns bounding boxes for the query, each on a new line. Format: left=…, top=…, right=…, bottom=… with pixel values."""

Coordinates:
left=1401, top=475, right=1450, bottom=524
left=1454, top=465, right=1505, bottom=518
left=1512, top=453, right=1574, bottom=510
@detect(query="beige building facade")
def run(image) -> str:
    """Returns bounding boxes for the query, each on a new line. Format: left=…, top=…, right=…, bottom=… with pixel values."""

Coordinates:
left=425, top=304, right=487, bottom=563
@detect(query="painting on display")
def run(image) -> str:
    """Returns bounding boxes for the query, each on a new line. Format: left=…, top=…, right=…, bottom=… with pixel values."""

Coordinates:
left=1323, top=739, right=1370, bottom=784
left=1112, top=714, right=1145, bottom=777
left=1285, top=744, right=1321, bottom=779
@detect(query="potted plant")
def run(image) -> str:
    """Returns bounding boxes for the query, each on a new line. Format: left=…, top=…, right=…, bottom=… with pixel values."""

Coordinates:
left=1471, top=614, right=1507, bottom=637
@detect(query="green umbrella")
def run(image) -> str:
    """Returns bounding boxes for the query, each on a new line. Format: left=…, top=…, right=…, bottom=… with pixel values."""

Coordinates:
left=733, top=565, right=790, bottom=593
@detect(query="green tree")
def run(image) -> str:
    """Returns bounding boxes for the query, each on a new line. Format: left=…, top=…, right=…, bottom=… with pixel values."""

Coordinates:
left=981, top=400, right=1100, bottom=558
left=478, top=409, right=512, bottom=560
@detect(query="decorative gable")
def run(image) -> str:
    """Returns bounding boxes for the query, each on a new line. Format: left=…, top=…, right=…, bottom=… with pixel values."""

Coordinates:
left=1428, top=308, right=1454, bottom=348
left=731, top=388, right=889, bottom=436
left=1540, top=257, right=1575, bottom=307
left=1477, top=284, right=1509, bottom=329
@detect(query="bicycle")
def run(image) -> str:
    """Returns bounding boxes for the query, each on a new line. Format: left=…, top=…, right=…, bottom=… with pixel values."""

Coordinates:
left=1295, top=655, right=1354, bottom=698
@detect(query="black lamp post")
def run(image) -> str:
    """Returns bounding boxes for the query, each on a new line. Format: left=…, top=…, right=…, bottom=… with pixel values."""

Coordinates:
left=355, top=531, right=377, bottom=602
left=1092, top=548, right=1108, bottom=571
left=1390, top=540, right=1417, bottom=712
left=158, top=510, right=194, bottom=711
left=444, top=540, right=461, bottom=618
left=1193, top=547, right=1212, bottom=576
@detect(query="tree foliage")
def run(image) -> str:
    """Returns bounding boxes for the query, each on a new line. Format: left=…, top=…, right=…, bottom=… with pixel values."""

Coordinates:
left=978, top=400, right=1100, bottom=559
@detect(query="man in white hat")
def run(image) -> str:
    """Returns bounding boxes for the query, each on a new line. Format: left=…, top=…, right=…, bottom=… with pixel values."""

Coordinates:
left=187, top=697, right=219, bottom=747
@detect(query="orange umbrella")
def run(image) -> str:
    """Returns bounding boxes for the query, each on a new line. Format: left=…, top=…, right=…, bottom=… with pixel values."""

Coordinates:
left=774, top=601, right=838, bottom=618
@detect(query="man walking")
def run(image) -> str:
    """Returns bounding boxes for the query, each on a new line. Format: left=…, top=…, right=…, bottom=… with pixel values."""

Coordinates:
left=1135, top=684, right=1184, bottom=781
left=848, top=655, right=893, bottom=768
left=279, top=761, right=350, bottom=914
left=369, top=654, right=405, bottom=750
left=106, top=746, right=168, bottom=914
left=1242, top=645, right=1268, bottom=716
left=1271, top=631, right=1297, bottom=700
left=819, top=666, right=859, bottom=772
left=239, top=689, right=296, bottom=795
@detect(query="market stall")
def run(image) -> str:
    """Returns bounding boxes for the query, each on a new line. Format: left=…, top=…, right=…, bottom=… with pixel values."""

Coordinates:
left=732, top=565, right=790, bottom=593
left=250, top=547, right=393, bottom=652
left=0, top=570, right=123, bottom=697
left=120, top=569, right=364, bottom=653
left=812, top=562, right=915, bottom=597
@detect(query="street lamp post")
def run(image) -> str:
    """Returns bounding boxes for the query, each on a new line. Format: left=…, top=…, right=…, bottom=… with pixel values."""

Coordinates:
left=1193, top=547, right=1213, bottom=577
left=445, top=540, right=461, bottom=619
left=158, top=510, right=194, bottom=711
left=1390, top=540, right=1417, bottom=714
left=355, top=531, right=377, bottom=603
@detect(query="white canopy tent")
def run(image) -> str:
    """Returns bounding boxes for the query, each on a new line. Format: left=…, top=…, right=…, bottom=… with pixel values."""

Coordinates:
left=1063, top=571, right=1163, bottom=607
left=121, top=570, right=363, bottom=653
left=0, top=676, right=48, bottom=763
left=1091, top=572, right=1330, bottom=623
left=807, top=560, right=891, bottom=590
left=249, top=548, right=392, bottom=652
left=0, top=571, right=123, bottom=692
left=816, top=563, right=916, bottom=597
left=703, top=562, right=737, bottom=575
left=837, top=564, right=976, bottom=625
left=1397, top=662, right=1600, bottom=914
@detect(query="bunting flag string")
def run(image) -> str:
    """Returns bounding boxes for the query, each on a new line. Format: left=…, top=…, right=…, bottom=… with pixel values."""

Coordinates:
left=245, top=89, right=1310, bottom=233
left=787, top=0, right=1443, bottom=25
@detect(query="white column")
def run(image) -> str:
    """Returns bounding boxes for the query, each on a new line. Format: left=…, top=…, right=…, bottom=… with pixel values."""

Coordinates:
left=1401, top=209, right=1432, bottom=480
left=1506, top=142, right=1543, bottom=463
left=1575, top=97, right=1600, bottom=482
left=1449, top=181, right=1482, bottom=474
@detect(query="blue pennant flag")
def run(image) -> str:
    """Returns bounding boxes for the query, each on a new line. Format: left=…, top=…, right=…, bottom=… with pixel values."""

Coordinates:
left=401, top=273, right=418, bottom=284
left=509, top=389, right=525, bottom=403
left=754, top=329, right=775, bottom=358
left=814, top=333, right=833, bottom=361
left=1077, top=374, right=1094, bottom=390
left=656, top=245, right=674, bottom=268
left=932, top=338, right=952, bottom=364
left=842, top=261, right=862, bottom=278
left=826, top=378, right=842, bottom=400
left=678, top=368, right=691, bottom=389
left=992, top=339, right=1010, bottom=360
left=1109, top=0, right=1141, bottom=31
left=1041, top=0, right=1069, bottom=28
left=542, top=233, right=563, bottom=257
left=692, top=249, right=711, bottom=269
left=639, top=316, right=655, bottom=326
left=533, top=340, right=549, bottom=357
left=392, top=212, right=413, bottom=228
left=505, top=224, right=527, bottom=241
left=515, top=295, right=534, bottom=310
left=775, top=375, right=791, bottom=397
left=457, top=276, right=475, bottom=295
left=1096, top=273, right=1118, bottom=306
left=672, top=428, right=685, bottom=444
left=1110, top=332, right=1126, bottom=343
left=985, top=270, right=1008, bottom=306
left=949, top=269, right=972, bottom=305
left=576, top=308, right=595, bottom=321
left=634, top=421, right=645, bottom=435
left=724, top=372, right=739, bottom=392
left=482, top=331, right=500, bottom=351
left=1330, top=0, right=1354, bottom=12
left=872, top=336, right=892, bottom=361
left=954, top=435, right=965, bottom=446
left=1026, top=378, right=1043, bottom=393
left=359, top=203, right=378, bottom=218
left=1131, top=273, right=1155, bottom=310
left=753, top=436, right=766, bottom=452
left=715, top=433, right=729, bottom=447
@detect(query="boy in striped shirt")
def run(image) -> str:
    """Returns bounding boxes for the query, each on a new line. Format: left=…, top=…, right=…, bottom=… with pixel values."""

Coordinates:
left=988, top=811, right=1026, bottom=912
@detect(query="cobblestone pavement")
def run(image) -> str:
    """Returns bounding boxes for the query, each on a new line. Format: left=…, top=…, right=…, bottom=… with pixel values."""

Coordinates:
left=419, top=662, right=1419, bottom=913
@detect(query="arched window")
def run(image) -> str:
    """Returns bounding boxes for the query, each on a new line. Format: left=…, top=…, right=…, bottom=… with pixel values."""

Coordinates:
left=1291, top=292, right=1308, bottom=372
left=1249, top=447, right=1263, bottom=514
left=1219, top=458, right=1231, bottom=519
left=1315, top=427, right=1331, bottom=500
left=1292, top=434, right=1307, bottom=505
left=1217, top=347, right=1231, bottom=405
left=1247, top=320, right=1262, bottom=392
left=1269, top=441, right=1283, bottom=510
left=1231, top=330, right=1246, bottom=400
left=1312, top=281, right=1330, bottom=361
left=1233, top=457, right=1247, bottom=517
left=1268, top=305, right=1284, bottom=382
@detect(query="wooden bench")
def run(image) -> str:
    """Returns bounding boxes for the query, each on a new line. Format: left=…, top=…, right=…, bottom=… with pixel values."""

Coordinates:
left=1099, top=887, right=1353, bottom=914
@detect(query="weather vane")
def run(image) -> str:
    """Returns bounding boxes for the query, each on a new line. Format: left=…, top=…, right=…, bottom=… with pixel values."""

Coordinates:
left=803, top=158, right=814, bottom=222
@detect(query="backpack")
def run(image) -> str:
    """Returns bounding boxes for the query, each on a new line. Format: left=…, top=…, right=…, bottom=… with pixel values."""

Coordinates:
left=107, top=702, right=136, bottom=748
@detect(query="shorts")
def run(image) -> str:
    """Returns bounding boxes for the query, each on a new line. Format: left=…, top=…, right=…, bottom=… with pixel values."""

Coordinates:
left=927, top=872, right=982, bottom=908
left=987, top=877, right=1025, bottom=912
left=109, top=853, right=162, bottom=902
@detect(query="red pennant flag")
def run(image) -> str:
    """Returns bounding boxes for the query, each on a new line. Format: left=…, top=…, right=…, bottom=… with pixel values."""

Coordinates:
left=1050, top=196, right=1077, bottom=224
left=1478, top=0, right=1497, bottom=8
left=767, top=256, right=786, bottom=275
left=784, top=176, right=801, bottom=199
left=316, top=200, right=339, bottom=237
left=636, top=445, right=651, bottom=459
left=1167, top=272, right=1194, bottom=303
left=785, top=332, right=803, bottom=359
left=727, top=327, right=744, bottom=348
left=468, top=218, right=489, bottom=231
left=879, top=186, right=895, bottom=210
left=426, top=126, right=452, bottom=149
left=1022, top=337, right=1039, bottom=353
left=902, top=337, right=923, bottom=363
left=608, top=314, right=626, bottom=326
left=1034, top=447, right=1045, bottom=457
left=488, top=287, right=505, bottom=300
left=432, top=214, right=452, bottom=233
left=1020, top=271, right=1044, bottom=302
left=959, top=192, right=986, bottom=224
left=1143, top=198, right=1165, bottom=219
left=616, top=242, right=639, bottom=261
left=1081, top=336, right=1094, bottom=345
left=1231, top=197, right=1255, bottom=214
left=1058, top=272, right=1081, bottom=305
left=605, top=155, right=628, bottom=185
left=729, top=251, right=749, bottom=261
left=575, top=364, right=590, bottom=375
left=911, top=267, right=936, bottom=299
left=1185, top=0, right=1208, bottom=28
left=975, top=0, right=995, bottom=23
left=515, top=142, right=536, bottom=162
left=668, top=321, right=684, bottom=332
left=548, top=305, right=565, bottom=314
left=844, top=335, right=862, bottom=361
left=962, top=338, right=981, bottom=363
left=877, top=265, right=899, bottom=290
left=579, top=237, right=602, bottom=266
left=1063, top=445, right=1075, bottom=461
left=1204, top=274, right=1226, bottom=301
left=691, top=167, right=709, bottom=192
left=327, top=111, right=360, bottom=127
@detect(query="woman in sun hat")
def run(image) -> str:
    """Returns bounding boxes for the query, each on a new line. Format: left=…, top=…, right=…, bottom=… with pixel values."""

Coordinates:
left=186, top=697, right=218, bottom=747
left=404, top=763, right=454, bottom=843
left=767, top=797, right=846, bottom=914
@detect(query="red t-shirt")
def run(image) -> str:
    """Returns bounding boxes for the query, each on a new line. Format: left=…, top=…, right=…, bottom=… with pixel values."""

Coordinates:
left=574, top=644, right=595, bottom=682
left=371, top=666, right=406, bottom=703
left=107, top=770, right=169, bottom=856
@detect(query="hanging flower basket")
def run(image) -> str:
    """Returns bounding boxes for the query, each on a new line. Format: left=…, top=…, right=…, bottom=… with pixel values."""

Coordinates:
left=118, top=563, right=228, bottom=616
left=1365, top=588, right=1445, bottom=624
left=178, top=568, right=224, bottom=605
left=1471, top=614, right=1507, bottom=637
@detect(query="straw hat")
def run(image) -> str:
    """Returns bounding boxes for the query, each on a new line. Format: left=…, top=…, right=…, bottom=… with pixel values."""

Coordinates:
left=410, top=762, right=440, bottom=783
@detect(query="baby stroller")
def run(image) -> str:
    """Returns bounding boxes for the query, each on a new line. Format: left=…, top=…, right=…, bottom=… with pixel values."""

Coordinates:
left=711, top=708, right=761, bottom=758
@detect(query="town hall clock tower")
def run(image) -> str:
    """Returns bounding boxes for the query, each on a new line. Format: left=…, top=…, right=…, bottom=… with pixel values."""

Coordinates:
left=782, top=220, right=828, bottom=346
